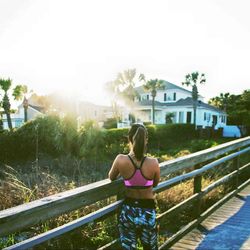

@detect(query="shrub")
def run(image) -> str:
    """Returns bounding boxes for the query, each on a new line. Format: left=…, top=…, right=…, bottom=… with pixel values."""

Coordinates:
left=103, top=118, right=117, bottom=129
left=104, top=128, right=129, bottom=158
left=0, top=115, right=66, bottom=162
left=78, top=122, right=106, bottom=163
left=147, top=124, right=198, bottom=151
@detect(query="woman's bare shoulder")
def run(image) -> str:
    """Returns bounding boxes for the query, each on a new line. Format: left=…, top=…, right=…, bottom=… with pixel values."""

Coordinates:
left=146, top=156, right=159, bottom=166
left=115, top=154, right=128, bottom=162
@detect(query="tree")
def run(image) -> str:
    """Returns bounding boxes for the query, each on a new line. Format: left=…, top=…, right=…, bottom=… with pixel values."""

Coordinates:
left=105, top=80, right=122, bottom=123
left=0, top=78, right=26, bottom=130
left=182, top=72, right=206, bottom=128
left=105, top=69, right=142, bottom=122
left=143, top=78, right=165, bottom=124
left=209, top=89, right=250, bottom=130
left=114, top=69, right=139, bottom=105
left=165, top=112, right=175, bottom=124
left=209, top=92, right=230, bottom=111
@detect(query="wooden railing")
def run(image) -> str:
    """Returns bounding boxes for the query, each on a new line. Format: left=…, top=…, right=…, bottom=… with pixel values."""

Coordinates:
left=1, top=136, right=250, bottom=250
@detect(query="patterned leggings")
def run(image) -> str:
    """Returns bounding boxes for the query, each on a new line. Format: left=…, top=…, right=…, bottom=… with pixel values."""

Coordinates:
left=118, top=204, right=158, bottom=250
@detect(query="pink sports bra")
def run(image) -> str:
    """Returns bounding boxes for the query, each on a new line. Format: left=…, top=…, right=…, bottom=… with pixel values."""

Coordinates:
left=124, top=155, right=154, bottom=189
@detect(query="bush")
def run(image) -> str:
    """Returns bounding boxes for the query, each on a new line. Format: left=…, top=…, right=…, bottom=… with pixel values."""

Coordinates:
left=78, top=122, right=106, bottom=163
left=0, top=119, right=199, bottom=164
left=104, top=128, right=129, bottom=158
left=146, top=124, right=198, bottom=151
left=0, top=115, right=69, bottom=163
left=103, top=118, right=117, bottom=129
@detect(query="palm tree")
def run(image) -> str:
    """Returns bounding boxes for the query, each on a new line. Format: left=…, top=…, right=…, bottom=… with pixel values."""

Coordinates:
left=105, top=80, right=121, bottom=122
left=182, top=72, right=206, bottom=128
left=106, top=69, right=142, bottom=123
left=143, top=78, right=165, bottom=124
left=0, top=78, right=26, bottom=130
left=114, top=69, right=139, bottom=105
left=0, top=78, right=13, bottom=129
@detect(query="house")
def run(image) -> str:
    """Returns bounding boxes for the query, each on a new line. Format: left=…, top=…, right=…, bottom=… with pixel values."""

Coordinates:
left=2, top=103, right=44, bottom=129
left=76, top=101, right=115, bottom=128
left=121, top=81, right=227, bottom=129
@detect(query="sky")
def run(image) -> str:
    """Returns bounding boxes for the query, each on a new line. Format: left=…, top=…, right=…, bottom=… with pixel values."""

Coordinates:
left=0, top=0, right=250, bottom=106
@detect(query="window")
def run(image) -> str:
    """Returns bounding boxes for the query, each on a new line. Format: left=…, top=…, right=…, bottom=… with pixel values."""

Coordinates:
left=204, top=112, right=206, bottom=121
left=207, top=113, right=211, bottom=122
left=165, top=93, right=176, bottom=101
left=147, top=94, right=149, bottom=100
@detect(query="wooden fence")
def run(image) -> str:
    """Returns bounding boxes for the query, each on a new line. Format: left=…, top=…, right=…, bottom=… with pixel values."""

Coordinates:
left=1, top=136, right=250, bottom=249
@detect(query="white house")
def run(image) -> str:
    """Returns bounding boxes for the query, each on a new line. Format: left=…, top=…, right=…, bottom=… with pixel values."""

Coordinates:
left=122, top=81, right=227, bottom=129
left=2, top=103, right=44, bottom=129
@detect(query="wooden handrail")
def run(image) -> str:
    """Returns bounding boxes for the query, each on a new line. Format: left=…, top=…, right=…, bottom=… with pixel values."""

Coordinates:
left=1, top=136, right=250, bottom=249
left=159, top=136, right=250, bottom=176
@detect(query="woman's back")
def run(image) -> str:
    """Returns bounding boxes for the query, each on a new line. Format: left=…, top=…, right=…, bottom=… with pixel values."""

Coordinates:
left=111, top=154, right=159, bottom=199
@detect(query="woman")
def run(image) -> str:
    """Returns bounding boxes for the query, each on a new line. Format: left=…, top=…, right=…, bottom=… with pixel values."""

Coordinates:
left=108, top=123, right=160, bottom=250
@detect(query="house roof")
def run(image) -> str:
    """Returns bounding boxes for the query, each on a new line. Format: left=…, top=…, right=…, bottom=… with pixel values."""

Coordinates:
left=135, top=80, right=192, bottom=94
left=136, top=97, right=225, bottom=113
left=136, top=100, right=163, bottom=106
left=28, top=104, right=45, bottom=113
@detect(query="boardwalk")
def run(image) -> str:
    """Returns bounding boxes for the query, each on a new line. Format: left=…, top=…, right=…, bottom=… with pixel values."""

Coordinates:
left=171, top=184, right=250, bottom=250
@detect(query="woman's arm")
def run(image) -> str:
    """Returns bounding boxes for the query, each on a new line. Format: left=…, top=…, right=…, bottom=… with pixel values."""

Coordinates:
left=153, top=160, right=160, bottom=187
left=108, top=155, right=121, bottom=181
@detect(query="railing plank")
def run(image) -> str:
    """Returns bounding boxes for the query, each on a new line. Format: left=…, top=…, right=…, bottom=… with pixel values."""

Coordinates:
left=4, top=200, right=123, bottom=250
left=155, top=146, right=250, bottom=194
left=0, top=179, right=123, bottom=237
left=159, top=137, right=250, bottom=176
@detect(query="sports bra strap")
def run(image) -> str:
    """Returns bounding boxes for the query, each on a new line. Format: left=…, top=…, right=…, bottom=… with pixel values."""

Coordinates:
left=128, top=155, right=146, bottom=169
left=139, top=156, right=146, bottom=168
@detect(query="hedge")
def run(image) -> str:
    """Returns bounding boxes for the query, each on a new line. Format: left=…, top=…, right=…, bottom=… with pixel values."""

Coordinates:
left=0, top=117, right=198, bottom=163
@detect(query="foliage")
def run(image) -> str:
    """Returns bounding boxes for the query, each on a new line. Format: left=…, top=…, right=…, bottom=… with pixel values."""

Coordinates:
left=104, top=127, right=129, bottom=158
left=208, top=89, right=250, bottom=132
left=143, top=78, right=165, bottom=124
left=61, top=114, right=79, bottom=156
left=103, top=117, right=117, bottom=129
left=182, top=72, right=206, bottom=126
left=0, top=115, right=65, bottom=162
left=165, top=112, right=175, bottom=124
left=0, top=78, right=27, bottom=130
left=146, top=124, right=198, bottom=151
left=0, top=120, right=201, bottom=164
left=78, top=121, right=106, bottom=163
left=105, top=68, right=144, bottom=121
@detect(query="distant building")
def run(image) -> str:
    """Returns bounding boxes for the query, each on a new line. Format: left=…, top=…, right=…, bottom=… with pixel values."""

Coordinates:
left=76, top=101, right=114, bottom=127
left=2, top=103, right=44, bottom=129
left=121, top=81, right=227, bottom=129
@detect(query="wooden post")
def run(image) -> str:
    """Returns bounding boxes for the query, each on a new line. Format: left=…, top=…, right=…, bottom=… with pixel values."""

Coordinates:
left=193, top=164, right=202, bottom=218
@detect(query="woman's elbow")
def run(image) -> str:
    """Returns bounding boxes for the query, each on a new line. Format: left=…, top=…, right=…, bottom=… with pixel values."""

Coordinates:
left=153, top=182, right=158, bottom=188
left=108, top=173, right=115, bottom=181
